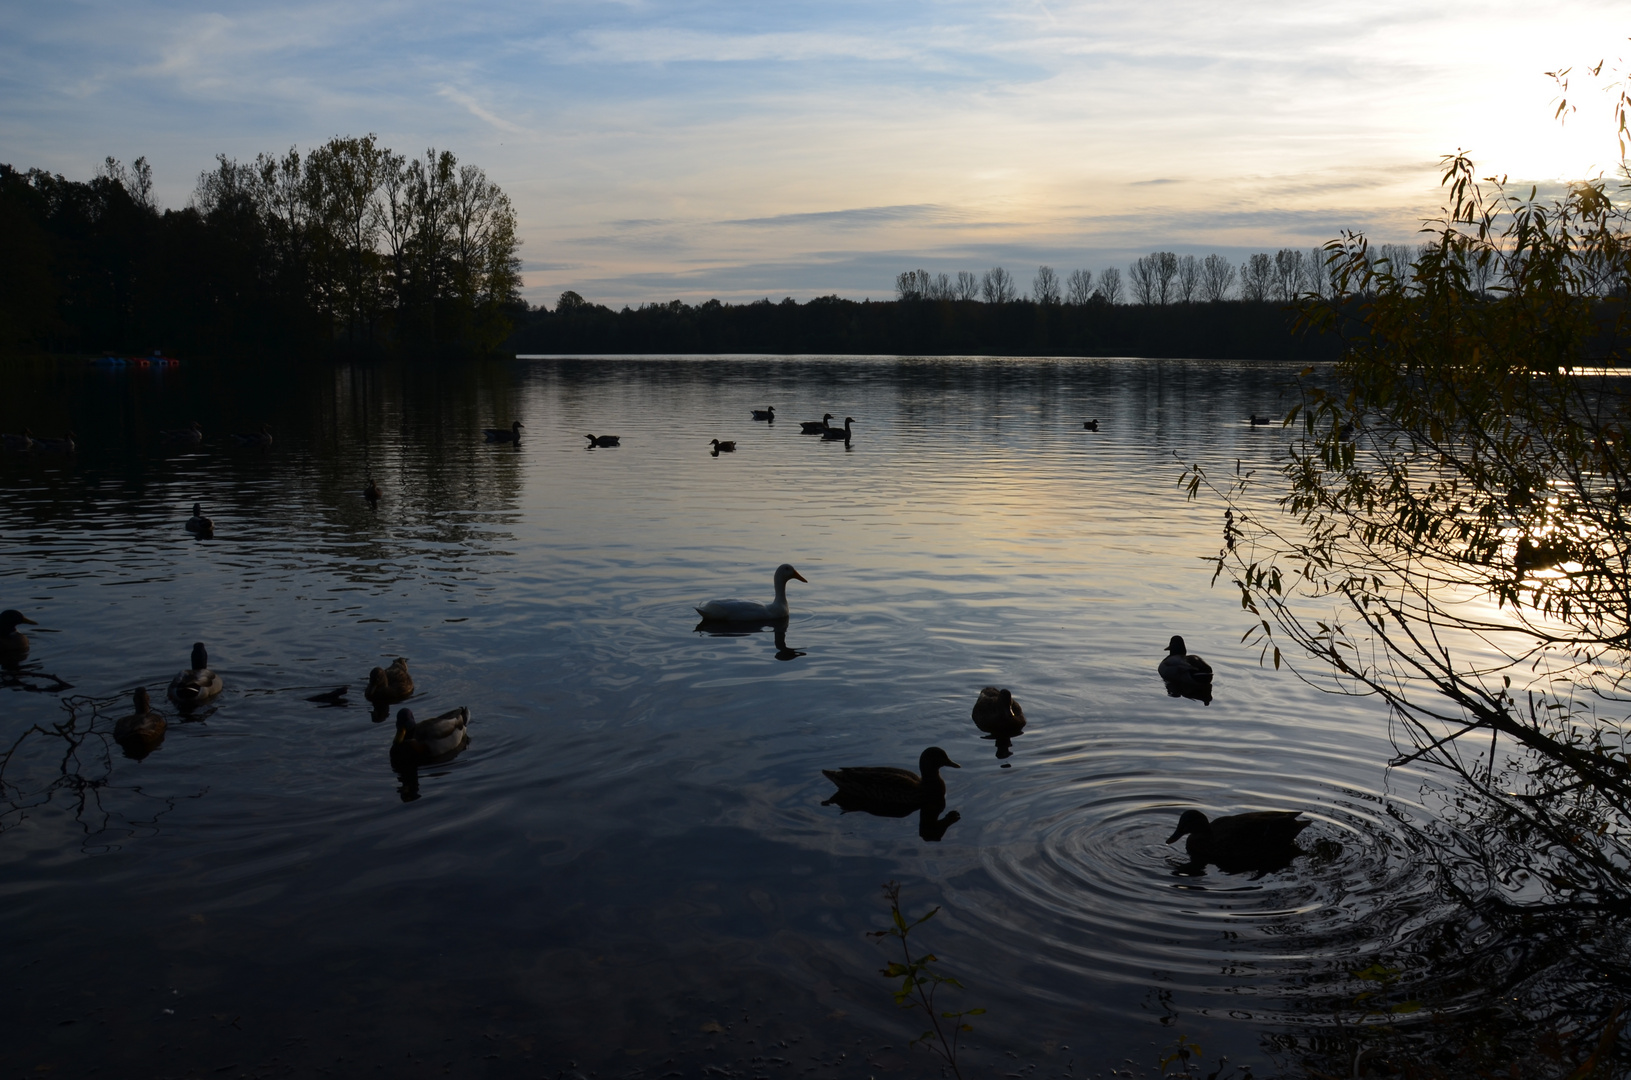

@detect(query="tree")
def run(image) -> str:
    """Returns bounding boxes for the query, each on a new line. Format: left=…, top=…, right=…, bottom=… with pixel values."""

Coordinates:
left=1238, top=252, right=1273, bottom=301
left=1199, top=253, right=1234, bottom=302
left=1175, top=254, right=1200, bottom=303
left=1272, top=248, right=1304, bottom=301
left=1098, top=266, right=1123, bottom=304
left=896, top=269, right=932, bottom=301
left=1128, top=254, right=1159, bottom=304
left=954, top=271, right=979, bottom=301
left=1064, top=268, right=1095, bottom=305
left=1032, top=265, right=1060, bottom=304
left=980, top=266, right=1015, bottom=304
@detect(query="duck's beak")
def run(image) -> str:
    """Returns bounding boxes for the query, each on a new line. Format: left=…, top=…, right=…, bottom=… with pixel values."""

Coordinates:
left=1165, top=826, right=1187, bottom=844
left=945, top=758, right=960, bottom=769
left=18, top=615, right=37, bottom=625
left=793, top=571, right=808, bottom=583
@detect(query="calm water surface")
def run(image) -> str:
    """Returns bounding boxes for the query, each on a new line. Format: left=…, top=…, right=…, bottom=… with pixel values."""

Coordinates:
left=0, top=356, right=1476, bottom=1077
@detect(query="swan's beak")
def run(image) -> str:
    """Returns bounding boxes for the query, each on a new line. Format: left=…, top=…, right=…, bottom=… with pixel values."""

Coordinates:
left=793, top=571, right=808, bottom=583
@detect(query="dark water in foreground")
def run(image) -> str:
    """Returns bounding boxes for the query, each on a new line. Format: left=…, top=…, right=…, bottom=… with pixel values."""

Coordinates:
left=0, top=355, right=1485, bottom=1078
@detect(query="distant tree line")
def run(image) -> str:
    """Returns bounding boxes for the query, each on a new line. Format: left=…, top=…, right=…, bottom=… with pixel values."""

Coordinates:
left=0, top=136, right=523, bottom=358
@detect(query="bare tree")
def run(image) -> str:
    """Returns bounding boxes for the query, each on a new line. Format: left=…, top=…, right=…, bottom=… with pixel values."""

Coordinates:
left=1155, top=251, right=1178, bottom=304
left=896, top=269, right=933, bottom=301
left=1199, top=253, right=1234, bottom=302
left=1128, top=255, right=1159, bottom=304
left=981, top=266, right=1015, bottom=304
left=1175, top=254, right=1201, bottom=303
left=1273, top=248, right=1305, bottom=301
left=1098, top=266, right=1123, bottom=304
left=954, top=271, right=979, bottom=301
left=1239, top=252, right=1274, bottom=301
left=1065, top=269, right=1095, bottom=305
left=1032, top=265, right=1061, bottom=304
left=931, top=272, right=952, bottom=300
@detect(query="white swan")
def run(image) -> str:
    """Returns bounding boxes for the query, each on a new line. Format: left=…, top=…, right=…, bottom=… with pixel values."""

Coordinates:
left=695, top=564, right=808, bottom=621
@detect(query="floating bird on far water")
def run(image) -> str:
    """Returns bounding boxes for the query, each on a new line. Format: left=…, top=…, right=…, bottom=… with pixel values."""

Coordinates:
left=1083, top=419, right=1099, bottom=431
left=823, top=746, right=960, bottom=809
left=821, top=417, right=855, bottom=442
left=365, top=657, right=415, bottom=706
left=695, top=564, right=807, bottom=622
left=751, top=406, right=775, bottom=421
left=710, top=439, right=736, bottom=453
left=1159, top=635, right=1213, bottom=705
left=35, top=432, right=75, bottom=453
left=585, top=433, right=621, bottom=447
left=0, top=610, right=39, bottom=657
left=231, top=424, right=273, bottom=446
left=800, top=413, right=834, bottom=435
left=363, top=477, right=381, bottom=503
left=160, top=421, right=203, bottom=445
left=168, top=642, right=224, bottom=709
left=2, top=429, right=34, bottom=451
left=972, top=686, right=1027, bottom=735
left=185, top=502, right=214, bottom=537
left=1249, top=414, right=1273, bottom=426
left=484, top=421, right=523, bottom=443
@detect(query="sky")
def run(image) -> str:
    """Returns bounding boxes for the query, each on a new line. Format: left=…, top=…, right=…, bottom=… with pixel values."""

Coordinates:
left=1, top=1, right=1626, bottom=308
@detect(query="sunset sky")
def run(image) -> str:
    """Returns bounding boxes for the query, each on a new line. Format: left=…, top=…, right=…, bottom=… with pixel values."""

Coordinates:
left=2, top=1, right=1626, bottom=307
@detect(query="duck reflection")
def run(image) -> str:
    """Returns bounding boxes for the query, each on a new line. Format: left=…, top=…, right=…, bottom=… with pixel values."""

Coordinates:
left=821, top=747, right=961, bottom=841
left=1166, top=809, right=1309, bottom=877
left=822, top=791, right=961, bottom=841
left=692, top=619, right=806, bottom=661
left=971, top=686, right=1026, bottom=761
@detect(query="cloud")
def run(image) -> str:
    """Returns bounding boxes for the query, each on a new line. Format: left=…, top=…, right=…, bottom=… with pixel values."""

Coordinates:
left=722, top=205, right=952, bottom=228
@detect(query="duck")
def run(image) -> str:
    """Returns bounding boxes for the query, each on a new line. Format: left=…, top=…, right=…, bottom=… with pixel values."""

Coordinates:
left=1083, top=419, right=1099, bottom=431
left=823, top=747, right=960, bottom=809
left=799, top=413, right=835, bottom=435
left=167, top=642, right=224, bottom=708
left=231, top=423, right=273, bottom=446
left=695, top=563, right=808, bottom=622
left=484, top=421, right=524, bottom=443
left=160, top=421, right=204, bottom=445
left=184, top=502, right=214, bottom=537
left=391, top=706, right=471, bottom=766
left=751, top=406, right=775, bottom=421
left=1, top=429, right=34, bottom=452
left=365, top=657, right=415, bottom=704
left=114, top=687, right=167, bottom=756
left=306, top=685, right=349, bottom=706
left=1248, top=414, right=1273, bottom=427
left=363, top=477, right=381, bottom=503
left=1166, top=809, right=1310, bottom=868
left=35, top=432, right=76, bottom=453
left=820, top=417, right=855, bottom=441
left=0, top=609, right=39, bottom=657
left=1159, top=635, right=1213, bottom=704
left=710, top=439, right=737, bottom=453
left=585, top=433, right=621, bottom=447
left=971, top=686, right=1027, bottom=735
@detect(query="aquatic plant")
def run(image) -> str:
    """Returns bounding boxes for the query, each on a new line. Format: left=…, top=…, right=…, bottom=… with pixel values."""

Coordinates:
left=868, top=881, right=984, bottom=1079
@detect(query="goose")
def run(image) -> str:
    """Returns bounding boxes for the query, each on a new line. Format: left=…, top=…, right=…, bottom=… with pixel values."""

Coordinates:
left=799, top=413, right=835, bottom=435
left=971, top=686, right=1027, bottom=735
left=751, top=406, right=775, bottom=421
left=1248, top=414, right=1273, bottom=427
left=365, top=657, right=415, bottom=704
left=231, top=423, right=273, bottom=446
left=1166, top=809, right=1309, bottom=868
left=1, top=429, right=34, bottom=452
left=585, top=433, right=621, bottom=447
left=0, top=609, right=38, bottom=657
left=35, top=432, right=76, bottom=453
left=363, top=477, right=381, bottom=503
left=391, top=706, right=471, bottom=766
left=695, top=563, right=807, bottom=622
left=820, top=417, right=855, bottom=441
left=114, top=687, right=167, bottom=756
left=822, top=747, right=960, bottom=809
left=484, top=421, right=524, bottom=443
left=1159, top=635, right=1213, bottom=704
left=1083, top=419, right=1099, bottom=431
left=160, top=421, right=204, bottom=445
left=185, top=502, right=214, bottom=537
left=710, top=439, right=737, bottom=453
left=167, top=642, right=224, bottom=708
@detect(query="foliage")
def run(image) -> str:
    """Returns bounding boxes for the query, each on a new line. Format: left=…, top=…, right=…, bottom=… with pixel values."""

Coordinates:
left=868, top=881, right=984, bottom=1079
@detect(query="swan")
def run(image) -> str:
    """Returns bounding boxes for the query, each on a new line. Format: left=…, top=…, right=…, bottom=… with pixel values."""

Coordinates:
left=799, top=413, right=834, bottom=435
left=484, top=421, right=524, bottom=443
left=115, top=687, right=167, bottom=757
left=971, top=686, right=1027, bottom=735
left=168, top=642, right=224, bottom=708
left=185, top=502, right=214, bottom=537
left=231, top=424, right=273, bottom=446
left=585, top=433, right=621, bottom=447
left=365, top=657, right=415, bottom=704
left=1166, top=809, right=1309, bottom=866
left=0, top=609, right=38, bottom=657
left=160, top=421, right=203, bottom=445
left=751, top=406, right=774, bottom=421
left=710, top=439, right=736, bottom=453
left=820, top=417, right=854, bottom=441
left=391, top=706, right=471, bottom=766
left=822, top=747, right=960, bottom=808
left=695, top=563, right=807, bottom=622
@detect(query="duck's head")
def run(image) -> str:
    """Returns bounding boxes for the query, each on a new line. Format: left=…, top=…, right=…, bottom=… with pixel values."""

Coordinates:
left=1166, top=635, right=1188, bottom=655
left=843, top=416, right=855, bottom=425
left=1166, top=809, right=1210, bottom=844
left=513, top=421, right=524, bottom=430
left=998, top=688, right=1013, bottom=711
left=394, top=707, right=415, bottom=742
left=774, top=563, right=808, bottom=586
left=0, top=609, right=38, bottom=635
left=132, top=686, right=151, bottom=712
left=190, top=642, right=209, bottom=670
left=823, top=413, right=833, bottom=421
left=367, top=666, right=388, bottom=692
left=191, top=502, right=203, bottom=516
left=919, top=746, right=960, bottom=773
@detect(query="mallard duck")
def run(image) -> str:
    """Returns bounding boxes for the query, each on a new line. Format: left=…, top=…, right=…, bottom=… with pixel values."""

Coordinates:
left=185, top=502, right=214, bottom=537
left=799, top=413, right=834, bottom=434
left=306, top=685, right=349, bottom=706
left=35, top=432, right=75, bottom=453
left=363, top=477, right=381, bottom=502
left=1159, top=635, right=1213, bottom=704
left=820, top=417, right=855, bottom=441
left=1166, top=809, right=1309, bottom=866
left=695, top=563, right=807, bottom=622
left=160, top=421, right=204, bottom=444
left=1, top=429, right=34, bottom=452
left=585, top=433, right=620, bottom=447
left=823, top=747, right=960, bottom=808
left=751, top=406, right=775, bottom=421
left=391, top=706, right=470, bottom=765
left=114, top=687, right=167, bottom=756
left=365, top=657, right=414, bottom=704
left=231, top=423, right=273, bottom=446
left=1248, top=414, right=1273, bottom=426
left=483, top=421, right=524, bottom=443
left=1083, top=419, right=1099, bottom=431
left=971, top=686, right=1027, bottom=735
left=168, top=642, right=224, bottom=708
left=710, top=439, right=737, bottom=453
left=0, top=609, right=38, bottom=656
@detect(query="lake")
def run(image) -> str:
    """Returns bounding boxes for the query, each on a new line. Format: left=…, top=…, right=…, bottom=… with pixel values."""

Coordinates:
left=0, top=355, right=1481, bottom=1078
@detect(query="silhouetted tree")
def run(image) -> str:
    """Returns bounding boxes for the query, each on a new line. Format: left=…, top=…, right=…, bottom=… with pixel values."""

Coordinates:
left=1273, top=248, right=1304, bottom=302
left=981, top=266, right=1015, bottom=303
left=1200, top=253, right=1235, bottom=302
left=954, top=270, right=979, bottom=301
left=1239, top=252, right=1274, bottom=301
left=1064, top=268, right=1094, bottom=305
left=1175, top=254, right=1200, bottom=303
left=1032, top=265, right=1060, bottom=304
left=1098, top=266, right=1124, bottom=304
